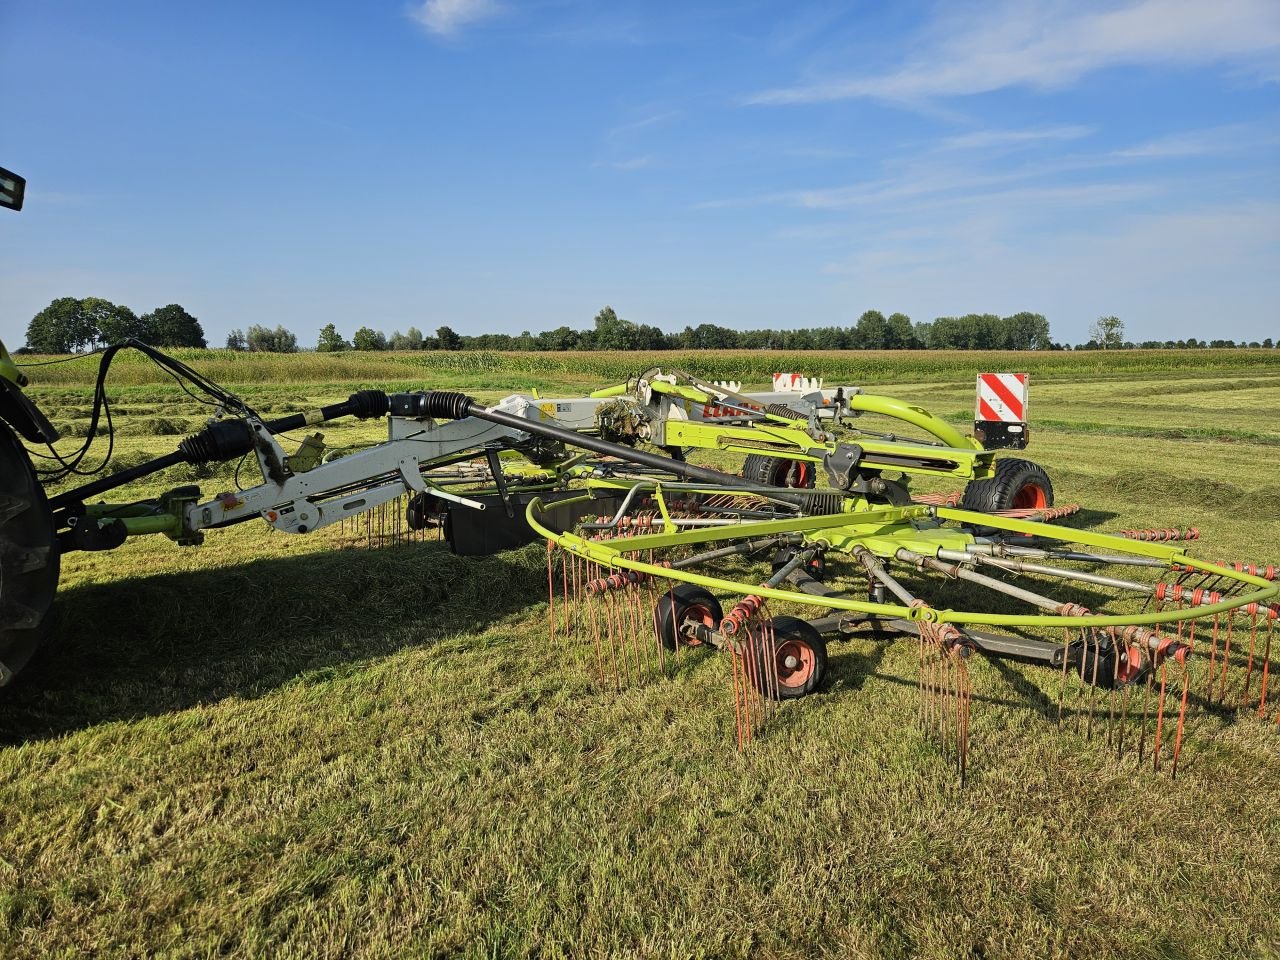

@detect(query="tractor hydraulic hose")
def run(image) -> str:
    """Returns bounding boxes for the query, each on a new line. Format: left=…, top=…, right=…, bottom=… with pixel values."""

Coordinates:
left=420, top=391, right=814, bottom=500
left=50, top=391, right=391, bottom=510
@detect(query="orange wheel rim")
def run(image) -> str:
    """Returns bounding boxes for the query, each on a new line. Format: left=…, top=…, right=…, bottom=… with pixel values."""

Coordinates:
left=681, top=603, right=715, bottom=646
left=1012, top=483, right=1048, bottom=509
left=775, top=639, right=815, bottom=687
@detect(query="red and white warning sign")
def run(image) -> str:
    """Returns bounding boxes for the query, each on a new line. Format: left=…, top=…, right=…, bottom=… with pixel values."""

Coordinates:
left=975, top=372, right=1028, bottom=424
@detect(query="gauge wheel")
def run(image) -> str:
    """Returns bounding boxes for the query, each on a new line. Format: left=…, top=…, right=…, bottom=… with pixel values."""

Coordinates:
left=654, top=583, right=723, bottom=651
left=751, top=615, right=828, bottom=699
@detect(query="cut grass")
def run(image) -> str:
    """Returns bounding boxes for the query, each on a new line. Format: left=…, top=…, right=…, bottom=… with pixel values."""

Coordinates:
left=2, top=352, right=1280, bottom=959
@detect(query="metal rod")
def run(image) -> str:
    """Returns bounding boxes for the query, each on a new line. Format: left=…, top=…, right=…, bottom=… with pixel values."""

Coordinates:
left=991, top=543, right=1168, bottom=568
left=671, top=536, right=793, bottom=569
left=938, top=549, right=1154, bottom=593
left=463, top=399, right=817, bottom=504
left=853, top=546, right=918, bottom=606
left=898, top=547, right=1064, bottom=612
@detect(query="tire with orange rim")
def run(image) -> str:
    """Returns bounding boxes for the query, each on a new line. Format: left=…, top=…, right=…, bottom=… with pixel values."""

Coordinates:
left=751, top=615, right=827, bottom=699
left=654, top=584, right=724, bottom=651
left=960, top=458, right=1054, bottom=513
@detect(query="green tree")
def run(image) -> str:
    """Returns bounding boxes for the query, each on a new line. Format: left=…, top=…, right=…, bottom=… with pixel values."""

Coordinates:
left=1089, top=315, right=1125, bottom=350
left=143, top=304, right=206, bottom=347
left=87, top=298, right=151, bottom=344
left=24, top=296, right=145, bottom=352
left=1003, top=312, right=1051, bottom=351
left=435, top=325, right=462, bottom=350
left=352, top=326, right=387, bottom=351
left=592, top=306, right=641, bottom=350
left=225, top=329, right=247, bottom=351
left=316, top=323, right=350, bottom=352
left=247, top=324, right=298, bottom=353
left=535, top=326, right=578, bottom=351
left=25, top=297, right=96, bottom=352
left=851, top=310, right=888, bottom=349
left=884, top=312, right=918, bottom=349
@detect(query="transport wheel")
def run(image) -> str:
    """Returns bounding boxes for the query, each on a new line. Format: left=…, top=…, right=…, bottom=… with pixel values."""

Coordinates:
left=960, top=458, right=1054, bottom=513
left=654, top=584, right=723, bottom=651
left=742, top=453, right=815, bottom=489
left=752, top=615, right=827, bottom=699
left=0, top=424, right=60, bottom=686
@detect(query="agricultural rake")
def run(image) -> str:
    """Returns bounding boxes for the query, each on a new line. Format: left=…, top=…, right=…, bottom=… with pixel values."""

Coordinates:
left=1, top=321, right=1275, bottom=779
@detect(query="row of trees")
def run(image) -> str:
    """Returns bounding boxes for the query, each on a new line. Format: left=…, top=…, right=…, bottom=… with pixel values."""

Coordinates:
left=24, top=298, right=206, bottom=353
left=218, top=308, right=1057, bottom=354
left=1078, top=316, right=1276, bottom=350
left=20, top=300, right=1275, bottom=355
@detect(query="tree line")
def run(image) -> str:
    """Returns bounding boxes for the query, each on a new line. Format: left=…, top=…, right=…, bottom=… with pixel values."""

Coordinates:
left=18, top=299, right=1276, bottom=354
left=231, top=308, right=1056, bottom=353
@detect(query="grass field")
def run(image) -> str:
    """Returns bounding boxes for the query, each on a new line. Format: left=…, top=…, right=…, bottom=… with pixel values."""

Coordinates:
left=2, top=349, right=1279, bottom=959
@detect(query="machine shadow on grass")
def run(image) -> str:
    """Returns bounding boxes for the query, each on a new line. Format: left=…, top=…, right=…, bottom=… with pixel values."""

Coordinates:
left=0, top=541, right=550, bottom=745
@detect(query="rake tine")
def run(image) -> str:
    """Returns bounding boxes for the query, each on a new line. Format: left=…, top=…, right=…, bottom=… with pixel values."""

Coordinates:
left=1153, top=661, right=1169, bottom=773
left=1106, top=629, right=1118, bottom=747
left=1083, top=630, right=1098, bottom=740
left=1216, top=613, right=1232, bottom=705
left=547, top=540, right=556, bottom=646
left=1057, top=628, right=1071, bottom=727
left=1171, top=656, right=1191, bottom=780
left=1260, top=617, right=1274, bottom=720
left=1243, top=610, right=1258, bottom=710
left=1205, top=612, right=1220, bottom=702
left=1138, top=660, right=1154, bottom=768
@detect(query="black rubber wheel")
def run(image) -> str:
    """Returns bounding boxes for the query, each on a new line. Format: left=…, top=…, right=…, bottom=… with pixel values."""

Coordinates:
left=0, top=424, right=60, bottom=686
left=654, top=583, right=723, bottom=651
left=751, top=615, right=827, bottom=700
left=741, top=453, right=815, bottom=489
left=960, top=458, right=1054, bottom=513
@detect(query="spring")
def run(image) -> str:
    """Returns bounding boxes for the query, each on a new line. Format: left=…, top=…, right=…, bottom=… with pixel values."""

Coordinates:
left=1120, top=527, right=1200, bottom=542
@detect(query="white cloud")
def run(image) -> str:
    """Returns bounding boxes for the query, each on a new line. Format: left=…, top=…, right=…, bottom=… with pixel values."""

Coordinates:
left=412, top=0, right=501, bottom=37
left=1110, top=123, right=1274, bottom=158
left=940, top=125, right=1095, bottom=151
left=748, top=0, right=1280, bottom=104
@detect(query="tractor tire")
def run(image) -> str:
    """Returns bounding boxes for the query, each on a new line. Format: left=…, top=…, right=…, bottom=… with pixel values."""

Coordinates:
left=751, top=615, right=827, bottom=700
left=0, top=423, right=60, bottom=686
left=960, top=458, right=1054, bottom=513
left=654, top=584, right=723, bottom=652
left=741, top=453, right=815, bottom=490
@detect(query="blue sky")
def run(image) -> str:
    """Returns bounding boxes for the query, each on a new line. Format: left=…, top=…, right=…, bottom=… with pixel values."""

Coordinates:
left=2, top=0, right=1277, bottom=347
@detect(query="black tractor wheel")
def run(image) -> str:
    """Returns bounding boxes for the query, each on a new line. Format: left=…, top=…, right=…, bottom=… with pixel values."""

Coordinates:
left=751, top=615, right=828, bottom=700
left=960, top=458, right=1054, bottom=513
left=654, top=583, right=723, bottom=651
left=0, top=424, right=60, bottom=686
left=741, top=453, right=816, bottom=489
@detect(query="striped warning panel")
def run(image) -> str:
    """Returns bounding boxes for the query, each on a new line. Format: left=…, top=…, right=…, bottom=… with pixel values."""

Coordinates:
left=975, top=373, right=1028, bottom=424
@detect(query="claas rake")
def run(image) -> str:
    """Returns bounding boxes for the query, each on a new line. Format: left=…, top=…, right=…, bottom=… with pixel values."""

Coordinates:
left=1, top=345, right=1276, bottom=780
